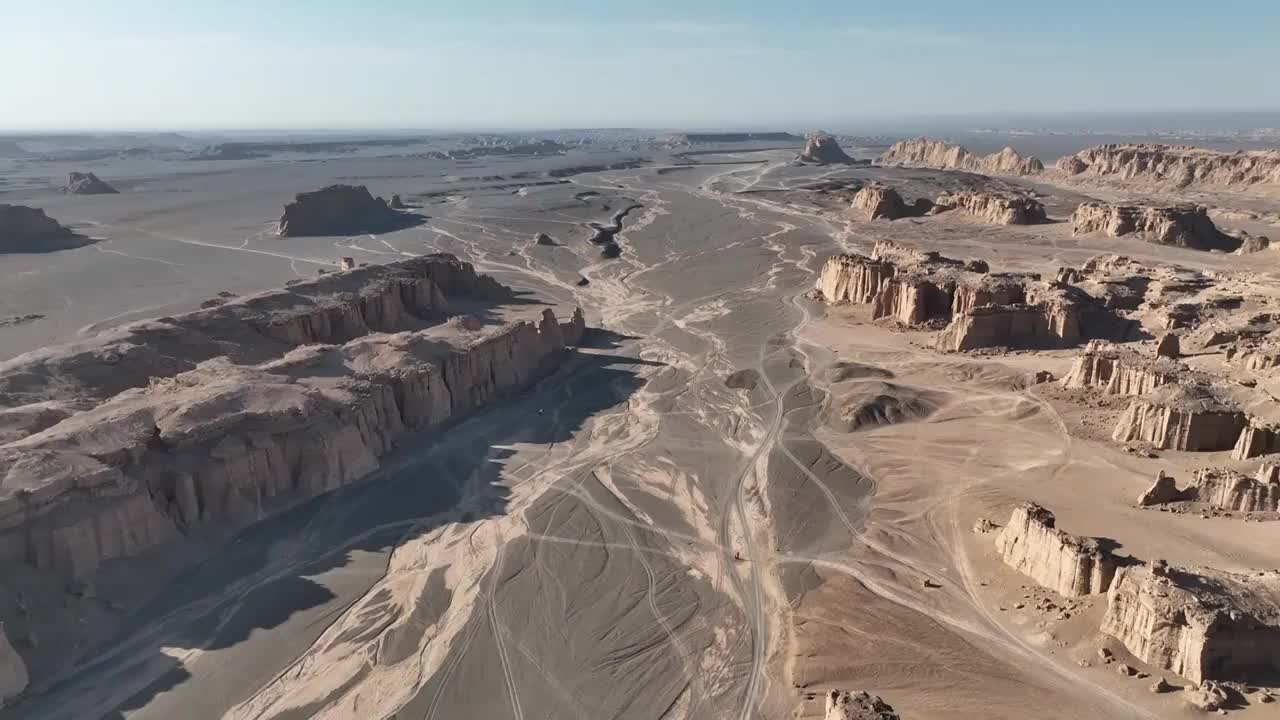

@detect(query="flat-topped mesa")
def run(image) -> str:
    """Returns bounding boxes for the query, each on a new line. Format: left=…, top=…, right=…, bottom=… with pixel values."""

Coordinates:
left=994, top=502, right=1118, bottom=596
left=878, top=137, right=1044, bottom=176
left=1061, top=341, right=1194, bottom=395
left=0, top=253, right=509, bottom=410
left=0, top=624, right=27, bottom=703
left=824, top=690, right=901, bottom=720
left=1111, top=383, right=1248, bottom=452
left=1103, top=563, right=1280, bottom=684
left=277, top=184, right=409, bottom=237
left=797, top=132, right=856, bottom=165
left=64, top=172, right=118, bottom=195
left=1071, top=201, right=1238, bottom=252
left=0, top=263, right=583, bottom=579
left=930, top=190, right=1048, bottom=225
left=936, top=282, right=1139, bottom=352
left=1056, top=143, right=1280, bottom=190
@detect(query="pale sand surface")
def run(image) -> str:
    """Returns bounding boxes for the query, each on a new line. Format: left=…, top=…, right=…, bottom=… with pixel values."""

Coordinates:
left=5, top=139, right=1280, bottom=719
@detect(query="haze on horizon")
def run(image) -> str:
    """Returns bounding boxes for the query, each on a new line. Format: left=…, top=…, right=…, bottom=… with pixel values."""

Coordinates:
left=3, top=0, right=1279, bottom=132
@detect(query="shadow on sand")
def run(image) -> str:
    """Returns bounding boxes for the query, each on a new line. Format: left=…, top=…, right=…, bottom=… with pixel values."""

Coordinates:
left=19, top=347, right=660, bottom=720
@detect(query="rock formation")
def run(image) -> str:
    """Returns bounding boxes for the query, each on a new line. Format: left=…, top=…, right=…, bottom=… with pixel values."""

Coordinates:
left=1225, top=338, right=1280, bottom=371
left=64, top=172, right=118, bottom=195
left=1233, top=419, right=1280, bottom=460
left=1234, top=232, right=1271, bottom=255
left=1102, top=563, right=1280, bottom=684
left=534, top=232, right=557, bottom=246
left=1111, top=384, right=1248, bottom=452
left=930, top=191, right=1047, bottom=225
left=849, top=184, right=910, bottom=220
left=276, top=185, right=413, bottom=237
left=0, top=255, right=582, bottom=579
left=1138, top=468, right=1280, bottom=512
left=1055, top=144, right=1280, bottom=190
left=994, top=502, right=1118, bottom=596
left=1061, top=342, right=1189, bottom=396
left=1155, top=332, right=1180, bottom=358
left=0, top=624, right=27, bottom=703
left=823, top=380, right=941, bottom=432
left=389, top=194, right=407, bottom=209
left=1070, top=202, right=1237, bottom=251
left=0, top=205, right=86, bottom=253
left=816, top=241, right=1135, bottom=351
left=797, top=132, right=856, bottom=165
left=878, top=137, right=1043, bottom=176
left=1138, top=471, right=1187, bottom=506
left=824, top=690, right=900, bottom=720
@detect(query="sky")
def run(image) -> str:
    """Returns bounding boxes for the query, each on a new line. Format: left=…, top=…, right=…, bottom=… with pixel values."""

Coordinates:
left=2, top=0, right=1278, bottom=131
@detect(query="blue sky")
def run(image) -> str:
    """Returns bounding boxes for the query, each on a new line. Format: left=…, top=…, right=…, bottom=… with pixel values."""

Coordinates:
left=2, top=0, right=1277, bottom=130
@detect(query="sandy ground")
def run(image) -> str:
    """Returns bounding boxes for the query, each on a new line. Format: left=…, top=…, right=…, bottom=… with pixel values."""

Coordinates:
left=5, top=139, right=1280, bottom=719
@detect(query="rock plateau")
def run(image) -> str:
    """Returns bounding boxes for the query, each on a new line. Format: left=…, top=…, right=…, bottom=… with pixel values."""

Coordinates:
left=878, top=138, right=1044, bottom=176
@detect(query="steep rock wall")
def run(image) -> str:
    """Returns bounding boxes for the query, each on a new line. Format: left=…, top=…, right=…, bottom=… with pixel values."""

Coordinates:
left=1103, top=564, right=1280, bottom=684
left=878, top=138, right=1043, bottom=176
left=850, top=184, right=910, bottom=220
left=931, top=191, right=1048, bottom=225
left=1071, top=202, right=1236, bottom=251
left=1233, top=421, right=1280, bottom=460
left=1112, top=393, right=1247, bottom=452
left=1061, top=342, right=1186, bottom=395
left=1056, top=144, right=1280, bottom=189
left=994, top=502, right=1117, bottom=596
left=0, top=623, right=26, bottom=704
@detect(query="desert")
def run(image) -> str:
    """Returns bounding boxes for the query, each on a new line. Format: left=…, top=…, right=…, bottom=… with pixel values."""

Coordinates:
left=5, top=6, right=1280, bottom=719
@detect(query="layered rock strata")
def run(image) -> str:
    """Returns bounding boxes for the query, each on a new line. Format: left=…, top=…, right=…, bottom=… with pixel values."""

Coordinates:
left=277, top=184, right=410, bottom=237
left=878, top=137, right=1043, bottom=176
left=1103, top=564, right=1280, bottom=684
left=1233, top=419, right=1280, bottom=460
left=0, top=255, right=580, bottom=578
left=797, top=132, right=856, bottom=164
left=816, top=242, right=1135, bottom=351
left=824, top=690, right=900, bottom=720
left=1060, top=341, right=1190, bottom=395
left=994, top=502, right=1118, bottom=596
left=1225, top=339, right=1280, bottom=371
left=1111, top=384, right=1247, bottom=452
left=64, top=172, right=118, bottom=195
left=930, top=191, right=1048, bottom=225
left=850, top=184, right=911, bottom=220
left=1071, top=202, right=1236, bottom=251
left=1139, top=468, right=1280, bottom=512
left=1055, top=144, right=1280, bottom=190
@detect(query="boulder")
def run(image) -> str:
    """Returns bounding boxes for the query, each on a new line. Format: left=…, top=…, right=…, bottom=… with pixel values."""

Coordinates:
left=994, top=502, right=1118, bottom=596
left=1155, top=333, right=1180, bottom=359
left=1103, top=563, right=1280, bottom=685
left=1234, top=232, right=1270, bottom=255
left=797, top=132, right=856, bottom=165
left=1183, top=681, right=1229, bottom=712
left=64, top=172, right=119, bottom=195
left=1055, top=144, right=1280, bottom=190
left=1070, top=202, right=1237, bottom=251
left=930, top=191, right=1048, bottom=225
left=276, top=185, right=410, bottom=237
left=824, top=690, right=900, bottom=720
left=879, top=137, right=1043, bottom=176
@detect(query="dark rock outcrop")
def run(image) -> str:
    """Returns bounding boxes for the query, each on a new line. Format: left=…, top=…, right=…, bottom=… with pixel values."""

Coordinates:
left=0, top=205, right=89, bottom=253
left=277, top=185, right=417, bottom=237
left=64, top=172, right=118, bottom=195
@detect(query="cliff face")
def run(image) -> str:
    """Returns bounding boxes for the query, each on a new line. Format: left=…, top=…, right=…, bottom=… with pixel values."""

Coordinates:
left=64, top=172, right=118, bottom=195
left=1103, top=564, right=1280, bottom=684
left=1193, top=468, right=1280, bottom=512
left=824, top=690, right=900, bottom=720
left=1055, top=144, right=1280, bottom=190
left=0, top=624, right=27, bottom=703
left=994, top=502, right=1117, bottom=596
left=0, top=256, right=582, bottom=578
left=277, top=184, right=411, bottom=237
left=850, top=184, right=910, bottom=220
left=1071, top=202, right=1237, bottom=251
left=1111, top=385, right=1247, bottom=452
left=1233, top=420, right=1280, bottom=460
left=1061, top=341, right=1187, bottom=395
left=878, top=137, right=1044, bottom=176
left=797, top=132, right=856, bottom=164
left=936, top=283, right=1138, bottom=352
left=930, top=191, right=1048, bottom=225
